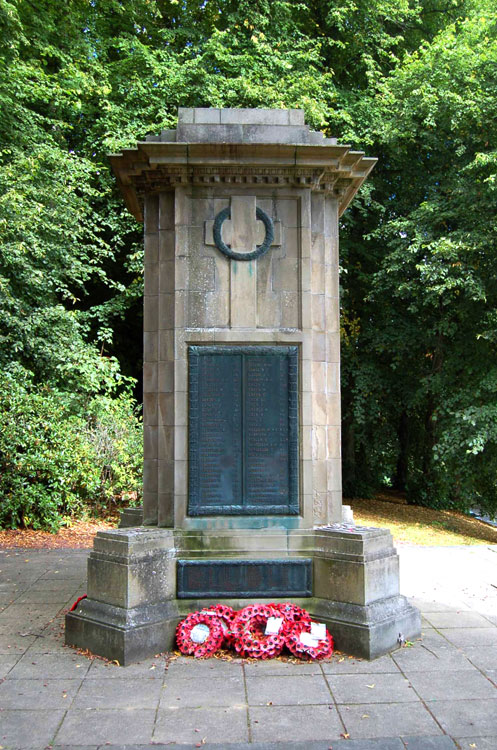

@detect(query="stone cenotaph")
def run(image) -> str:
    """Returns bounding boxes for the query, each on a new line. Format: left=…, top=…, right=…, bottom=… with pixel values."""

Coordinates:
left=66, top=108, right=420, bottom=665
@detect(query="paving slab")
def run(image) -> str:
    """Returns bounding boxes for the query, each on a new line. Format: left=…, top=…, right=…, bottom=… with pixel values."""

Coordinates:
left=245, top=673, right=332, bottom=705
left=326, top=672, right=418, bottom=704
left=0, top=612, right=50, bottom=628
left=15, top=588, right=80, bottom=604
left=153, top=706, right=249, bottom=744
left=9, top=650, right=92, bottom=678
left=0, top=708, right=66, bottom=748
left=55, top=708, right=157, bottom=746
left=243, top=657, right=322, bottom=675
left=464, top=646, right=497, bottom=671
left=165, top=654, right=244, bottom=678
left=28, top=579, right=85, bottom=591
left=414, top=628, right=454, bottom=649
left=0, top=573, right=42, bottom=585
left=409, top=598, right=472, bottom=612
left=0, top=633, right=38, bottom=653
left=87, top=655, right=168, bottom=678
left=440, top=627, right=497, bottom=648
left=249, top=703, right=344, bottom=741
left=392, top=643, right=474, bottom=672
left=340, top=702, right=444, bottom=739
left=0, top=653, right=22, bottom=677
left=160, top=673, right=246, bottom=708
left=24, top=631, right=68, bottom=652
left=454, top=738, right=497, bottom=749
left=0, top=592, right=19, bottom=604
left=427, top=698, right=497, bottom=736
left=73, top=676, right=163, bottom=708
left=0, top=583, right=23, bottom=593
left=94, top=741, right=406, bottom=749
left=322, top=654, right=400, bottom=674
left=407, top=668, right=497, bottom=701
left=423, top=611, right=495, bottom=628
left=401, top=739, right=457, bottom=749
left=0, top=677, right=81, bottom=708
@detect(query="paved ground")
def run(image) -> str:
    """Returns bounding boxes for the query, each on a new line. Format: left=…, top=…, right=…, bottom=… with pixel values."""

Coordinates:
left=1, top=544, right=497, bottom=750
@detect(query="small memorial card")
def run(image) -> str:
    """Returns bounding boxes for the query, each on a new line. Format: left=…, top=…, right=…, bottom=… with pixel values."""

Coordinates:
left=299, top=631, right=319, bottom=648
left=310, top=622, right=327, bottom=641
left=190, top=623, right=210, bottom=644
left=264, top=617, right=284, bottom=635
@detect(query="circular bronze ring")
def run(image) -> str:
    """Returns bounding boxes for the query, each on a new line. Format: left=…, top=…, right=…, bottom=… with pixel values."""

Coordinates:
left=213, top=206, right=274, bottom=261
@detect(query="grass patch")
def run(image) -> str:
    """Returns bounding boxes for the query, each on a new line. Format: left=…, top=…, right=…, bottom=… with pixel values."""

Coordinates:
left=349, top=492, right=497, bottom=546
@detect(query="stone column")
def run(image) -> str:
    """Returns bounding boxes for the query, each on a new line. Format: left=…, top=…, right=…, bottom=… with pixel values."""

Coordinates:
left=123, top=108, right=379, bottom=530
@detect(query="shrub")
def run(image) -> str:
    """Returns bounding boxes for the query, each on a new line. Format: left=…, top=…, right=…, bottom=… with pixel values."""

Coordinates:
left=0, top=369, right=142, bottom=531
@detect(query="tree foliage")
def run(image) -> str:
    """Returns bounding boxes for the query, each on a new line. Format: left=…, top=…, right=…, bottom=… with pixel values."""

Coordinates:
left=0, top=0, right=496, bottom=526
left=342, top=5, right=497, bottom=512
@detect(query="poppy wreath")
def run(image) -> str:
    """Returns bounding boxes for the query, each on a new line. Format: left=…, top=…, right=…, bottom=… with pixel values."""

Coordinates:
left=285, top=620, right=334, bottom=660
left=200, top=604, right=237, bottom=647
left=275, top=602, right=312, bottom=630
left=231, top=603, right=286, bottom=659
left=176, top=611, right=225, bottom=658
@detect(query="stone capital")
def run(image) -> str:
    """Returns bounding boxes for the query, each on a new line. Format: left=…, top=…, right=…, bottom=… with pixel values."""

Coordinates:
left=109, top=111, right=376, bottom=221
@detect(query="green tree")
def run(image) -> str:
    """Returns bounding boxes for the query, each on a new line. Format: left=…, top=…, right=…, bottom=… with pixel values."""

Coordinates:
left=1, top=0, right=496, bottom=526
left=341, top=4, right=497, bottom=511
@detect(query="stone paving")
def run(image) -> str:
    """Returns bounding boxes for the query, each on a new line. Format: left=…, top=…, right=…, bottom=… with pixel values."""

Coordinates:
left=0, top=544, right=496, bottom=750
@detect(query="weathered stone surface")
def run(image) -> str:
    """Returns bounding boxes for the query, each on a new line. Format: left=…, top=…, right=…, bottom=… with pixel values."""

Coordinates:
left=67, top=524, right=419, bottom=661
left=119, top=507, right=144, bottom=528
left=68, top=108, right=418, bottom=664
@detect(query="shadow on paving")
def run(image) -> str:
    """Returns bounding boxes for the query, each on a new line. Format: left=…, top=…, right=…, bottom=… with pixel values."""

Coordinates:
left=0, top=545, right=496, bottom=750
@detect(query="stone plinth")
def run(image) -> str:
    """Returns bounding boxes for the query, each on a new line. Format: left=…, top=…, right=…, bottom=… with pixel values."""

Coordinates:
left=66, top=524, right=420, bottom=665
left=66, top=108, right=420, bottom=663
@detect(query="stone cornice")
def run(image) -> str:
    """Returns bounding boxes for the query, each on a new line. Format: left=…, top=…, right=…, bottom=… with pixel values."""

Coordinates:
left=109, top=141, right=377, bottom=221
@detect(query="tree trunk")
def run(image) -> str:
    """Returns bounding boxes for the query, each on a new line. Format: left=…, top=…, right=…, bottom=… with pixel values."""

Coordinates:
left=342, top=412, right=356, bottom=497
left=393, top=410, right=409, bottom=491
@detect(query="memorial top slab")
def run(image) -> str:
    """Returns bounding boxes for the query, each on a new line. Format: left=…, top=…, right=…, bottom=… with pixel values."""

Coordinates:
left=145, top=107, right=337, bottom=146
left=109, top=107, right=377, bottom=221
left=179, top=107, right=305, bottom=126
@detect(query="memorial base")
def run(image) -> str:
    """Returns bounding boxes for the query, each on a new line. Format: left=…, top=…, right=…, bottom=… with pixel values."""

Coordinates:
left=65, top=523, right=420, bottom=665
left=65, top=600, right=179, bottom=666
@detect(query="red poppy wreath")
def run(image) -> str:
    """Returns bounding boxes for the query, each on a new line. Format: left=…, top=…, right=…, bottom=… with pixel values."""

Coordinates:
left=285, top=620, right=334, bottom=660
left=176, top=611, right=225, bottom=658
left=199, top=604, right=237, bottom=647
left=231, top=603, right=287, bottom=659
left=275, top=601, right=312, bottom=628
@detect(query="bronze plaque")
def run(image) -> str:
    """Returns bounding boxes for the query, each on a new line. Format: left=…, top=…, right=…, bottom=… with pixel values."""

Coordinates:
left=188, top=346, right=298, bottom=515
left=177, top=559, right=312, bottom=598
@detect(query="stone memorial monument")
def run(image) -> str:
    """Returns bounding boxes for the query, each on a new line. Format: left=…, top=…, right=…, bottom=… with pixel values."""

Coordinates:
left=66, top=108, right=420, bottom=665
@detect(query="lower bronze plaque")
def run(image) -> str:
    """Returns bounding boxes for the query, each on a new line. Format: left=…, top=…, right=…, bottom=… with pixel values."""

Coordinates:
left=177, top=559, right=312, bottom=598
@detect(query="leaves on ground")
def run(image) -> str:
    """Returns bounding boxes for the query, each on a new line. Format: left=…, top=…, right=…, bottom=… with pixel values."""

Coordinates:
left=351, top=495, right=497, bottom=546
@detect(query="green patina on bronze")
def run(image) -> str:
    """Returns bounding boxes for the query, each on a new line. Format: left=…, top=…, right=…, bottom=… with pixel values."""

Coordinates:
left=188, top=345, right=299, bottom=517
left=213, top=206, right=274, bottom=261
left=177, top=558, right=312, bottom=598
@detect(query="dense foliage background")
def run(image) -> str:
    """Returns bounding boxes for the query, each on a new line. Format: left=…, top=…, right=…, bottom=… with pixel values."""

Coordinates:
left=1, top=0, right=496, bottom=528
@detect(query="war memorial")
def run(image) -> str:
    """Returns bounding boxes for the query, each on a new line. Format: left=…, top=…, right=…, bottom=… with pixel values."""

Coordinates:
left=65, top=108, right=420, bottom=665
